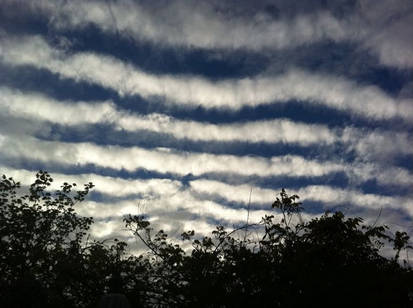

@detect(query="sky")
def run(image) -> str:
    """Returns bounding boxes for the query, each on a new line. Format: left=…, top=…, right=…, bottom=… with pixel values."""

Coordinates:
left=0, top=0, right=412, bottom=246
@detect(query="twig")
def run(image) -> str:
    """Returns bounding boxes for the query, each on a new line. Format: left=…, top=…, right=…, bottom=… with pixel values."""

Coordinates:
left=244, top=187, right=253, bottom=241
left=372, top=206, right=383, bottom=228
left=214, top=222, right=261, bottom=254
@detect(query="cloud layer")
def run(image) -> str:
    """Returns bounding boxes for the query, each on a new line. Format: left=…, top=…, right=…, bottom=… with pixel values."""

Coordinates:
left=2, top=36, right=412, bottom=121
left=0, top=0, right=412, bottom=243
left=3, top=0, right=413, bottom=68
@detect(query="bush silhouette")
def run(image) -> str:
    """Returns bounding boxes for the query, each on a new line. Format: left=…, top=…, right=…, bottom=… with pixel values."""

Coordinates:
left=1, top=171, right=412, bottom=307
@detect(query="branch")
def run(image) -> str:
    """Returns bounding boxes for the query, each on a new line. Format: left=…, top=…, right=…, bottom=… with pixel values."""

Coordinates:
left=213, top=222, right=262, bottom=254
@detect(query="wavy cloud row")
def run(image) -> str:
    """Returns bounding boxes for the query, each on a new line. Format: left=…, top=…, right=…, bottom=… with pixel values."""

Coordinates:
left=4, top=0, right=413, bottom=68
left=1, top=36, right=412, bottom=121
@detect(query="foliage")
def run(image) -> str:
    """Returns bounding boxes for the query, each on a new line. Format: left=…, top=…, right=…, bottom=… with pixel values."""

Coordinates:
left=1, top=171, right=413, bottom=307
left=0, top=171, right=145, bottom=307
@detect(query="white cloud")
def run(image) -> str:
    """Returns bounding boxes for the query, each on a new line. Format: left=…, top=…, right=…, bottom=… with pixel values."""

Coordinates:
left=0, top=134, right=344, bottom=178
left=76, top=188, right=275, bottom=237
left=3, top=163, right=412, bottom=220
left=2, top=164, right=411, bottom=244
left=5, top=0, right=412, bottom=68
left=298, top=185, right=413, bottom=215
left=357, top=0, right=413, bottom=68
left=75, top=186, right=275, bottom=241
left=119, top=113, right=337, bottom=145
left=189, top=178, right=413, bottom=217
left=0, top=165, right=182, bottom=199
left=1, top=132, right=413, bottom=191
left=2, top=87, right=412, bottom=175
left=0, top=165, right=263, bottom=240
left=1, top=0, right=412, bottom=253
left=0, top=87, right=337, bottom=145
left=342, top=127, right=413, bottom=162
left=0, top=88, right=117, bottom=125
left=190, top=179, right=276, bottom=206
left=2, top=36, right=412, bottom=121
left=350, top=163, right=413, bottom=188
left=7, top=0, right=350, bottom=50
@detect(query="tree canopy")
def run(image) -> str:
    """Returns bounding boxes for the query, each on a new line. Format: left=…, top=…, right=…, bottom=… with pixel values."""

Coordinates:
left=1, top=171, right=412, bottom=307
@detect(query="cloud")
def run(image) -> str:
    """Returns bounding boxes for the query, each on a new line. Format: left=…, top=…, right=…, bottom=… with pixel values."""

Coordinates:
left=298, top=185, right=413, bottom=215
left=6, top=0, right=350, bottom=50
left=3, top=164, right=411, bottom=242
left=1, top=132, right=413, bottom=190
left=0, top=134, right=344, bottom=178
left=0, top=165, right=266, bottom=240
left=1, top=0, right=412, bottom=248
left=0, top=87, right=118, bottom=125
left=189, top=178, right=413, bottom=240
left=78, top=192, right=271, bottom=225
left=0, top=87, right=338, bottom=146
left=4, top=0, right=412, bottom=68
left=2, top=35, right=412, bottom=121
left=190, top=179, right=276, bottom=206
left=342, top=127, right=413, bottom=162
left=0, top=165, right=182, bottom=199
left=2, top=87, right=412, bottom=169
left=3, top=146, right=413, bottom=239
left=189, top=178, right=413, bottom=215
left=356, top=0, right=413, bottom=68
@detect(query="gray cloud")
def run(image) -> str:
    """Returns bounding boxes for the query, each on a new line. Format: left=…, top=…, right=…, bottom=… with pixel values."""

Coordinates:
left=2, top=36, right=412, bottom=122
left=4, top=0, right=412, bottom=68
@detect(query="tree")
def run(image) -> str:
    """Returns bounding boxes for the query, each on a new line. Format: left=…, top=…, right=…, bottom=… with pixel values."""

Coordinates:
left=1, top=171, right=412, bottom=307
left=125, top=190, right=413, bottom=307
left=0, top=171, right=146, bottom=307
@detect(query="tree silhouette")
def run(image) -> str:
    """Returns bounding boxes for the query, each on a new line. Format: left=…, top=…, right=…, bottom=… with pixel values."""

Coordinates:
left=1, top=171, right=412, bottom=307
left=0, top=171, right=145, bottom=307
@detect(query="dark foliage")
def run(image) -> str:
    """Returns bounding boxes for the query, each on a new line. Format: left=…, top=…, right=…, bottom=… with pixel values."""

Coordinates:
left=0, top=172, right=146, bottom=308
left=1, top=172, right=412, bottom=307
